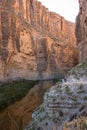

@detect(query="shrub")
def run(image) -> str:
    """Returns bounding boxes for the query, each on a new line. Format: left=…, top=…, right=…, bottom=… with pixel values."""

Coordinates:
left=82, top=122, right=87, bottom=130
left=0, top=80, right=37, bottom=110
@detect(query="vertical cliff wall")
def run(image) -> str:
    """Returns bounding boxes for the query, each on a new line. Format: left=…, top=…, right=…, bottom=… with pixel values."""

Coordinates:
left=0, top=0, right=78, bottom=81
left=76, top=0, right=87, bottom=62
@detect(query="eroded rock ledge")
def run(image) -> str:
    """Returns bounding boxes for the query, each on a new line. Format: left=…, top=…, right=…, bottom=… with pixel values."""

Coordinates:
left=0, top=0, right=78, bottom=81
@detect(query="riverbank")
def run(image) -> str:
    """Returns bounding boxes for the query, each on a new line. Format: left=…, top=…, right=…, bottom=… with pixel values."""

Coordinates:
left=0, top=79, right=56, bottom=130
left=0, top=80, right=37, bottom=110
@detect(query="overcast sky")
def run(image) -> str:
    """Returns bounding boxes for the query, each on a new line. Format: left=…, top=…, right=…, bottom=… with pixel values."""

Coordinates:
left=38, top=0, right=79, bottom=22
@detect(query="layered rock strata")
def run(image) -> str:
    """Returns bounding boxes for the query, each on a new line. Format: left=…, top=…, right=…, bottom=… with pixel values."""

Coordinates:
left=0, top=0, right=78, bottom=81
left=76, top=0, right=87, bottom=62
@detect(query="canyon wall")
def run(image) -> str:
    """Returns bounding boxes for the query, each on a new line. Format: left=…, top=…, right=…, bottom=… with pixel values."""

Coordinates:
left=76, top=0, right=87, bottom=62
left=0, top=0, right=78, bottom=81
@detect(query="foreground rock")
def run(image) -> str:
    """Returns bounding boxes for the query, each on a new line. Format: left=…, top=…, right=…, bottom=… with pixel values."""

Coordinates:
left=0, top=0, right=78, bottom=81
left=25, top=60, right=87, bottom=130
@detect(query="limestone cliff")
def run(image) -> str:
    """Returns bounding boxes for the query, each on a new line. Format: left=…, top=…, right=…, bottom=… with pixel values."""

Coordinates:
left=0, top=0, right=78, bottom=81
left=76, top=0, right=87, bottom=62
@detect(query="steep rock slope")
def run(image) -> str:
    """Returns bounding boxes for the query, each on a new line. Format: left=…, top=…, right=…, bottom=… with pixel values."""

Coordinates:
left=0, top=0, right=78, bottom=81
left=76, top=0, right=87, bottom=62
left=26, top=60, right=87, bottom=130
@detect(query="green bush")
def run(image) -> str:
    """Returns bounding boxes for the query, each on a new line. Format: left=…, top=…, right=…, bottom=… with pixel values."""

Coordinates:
left=53, top=78, right=62, bottom=83
left=82, top=122, right=87, bottom=130
left=0, top=80, right=37, bottom=110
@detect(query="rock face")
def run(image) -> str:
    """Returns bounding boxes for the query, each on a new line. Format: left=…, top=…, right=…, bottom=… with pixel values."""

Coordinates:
left=0, top=0, right=78, bottom=81
left=76, top=0, right=87, bottom=62
left=26, top=60, right=87, bottom=130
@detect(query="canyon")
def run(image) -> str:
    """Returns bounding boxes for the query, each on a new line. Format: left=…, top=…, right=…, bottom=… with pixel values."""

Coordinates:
left=0, top=0, right=87, bottom=130
left=0, top=0, right=78, bottom=81
left=0, top=0, right=79, bottom=129
left=25, top=0, right=87, bottom=130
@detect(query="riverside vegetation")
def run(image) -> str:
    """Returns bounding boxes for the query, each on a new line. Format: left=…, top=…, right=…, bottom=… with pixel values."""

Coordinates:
left=0, top=80, right=37, bottom=110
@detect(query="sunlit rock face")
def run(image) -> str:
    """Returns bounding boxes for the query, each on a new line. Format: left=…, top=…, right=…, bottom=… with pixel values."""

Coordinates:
left=0, top=0, right=78, bottom=81
left=76, top=0, right=87, bottom=62
left=25, top=60, right=87, bottom=130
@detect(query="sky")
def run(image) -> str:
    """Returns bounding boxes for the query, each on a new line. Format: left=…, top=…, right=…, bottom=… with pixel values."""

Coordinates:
left=38, top=0, right=79, bottom=22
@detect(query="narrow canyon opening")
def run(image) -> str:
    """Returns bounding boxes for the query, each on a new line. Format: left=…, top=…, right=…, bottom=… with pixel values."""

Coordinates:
left=1, top=0, right=87, bottom=130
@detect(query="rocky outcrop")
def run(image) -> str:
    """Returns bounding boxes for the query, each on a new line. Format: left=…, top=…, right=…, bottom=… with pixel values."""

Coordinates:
left=26, top=60, right=87, bottom=130
left=76, top=0, right=87, bottom=62
left=0, top=0, right=78, bottom=81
